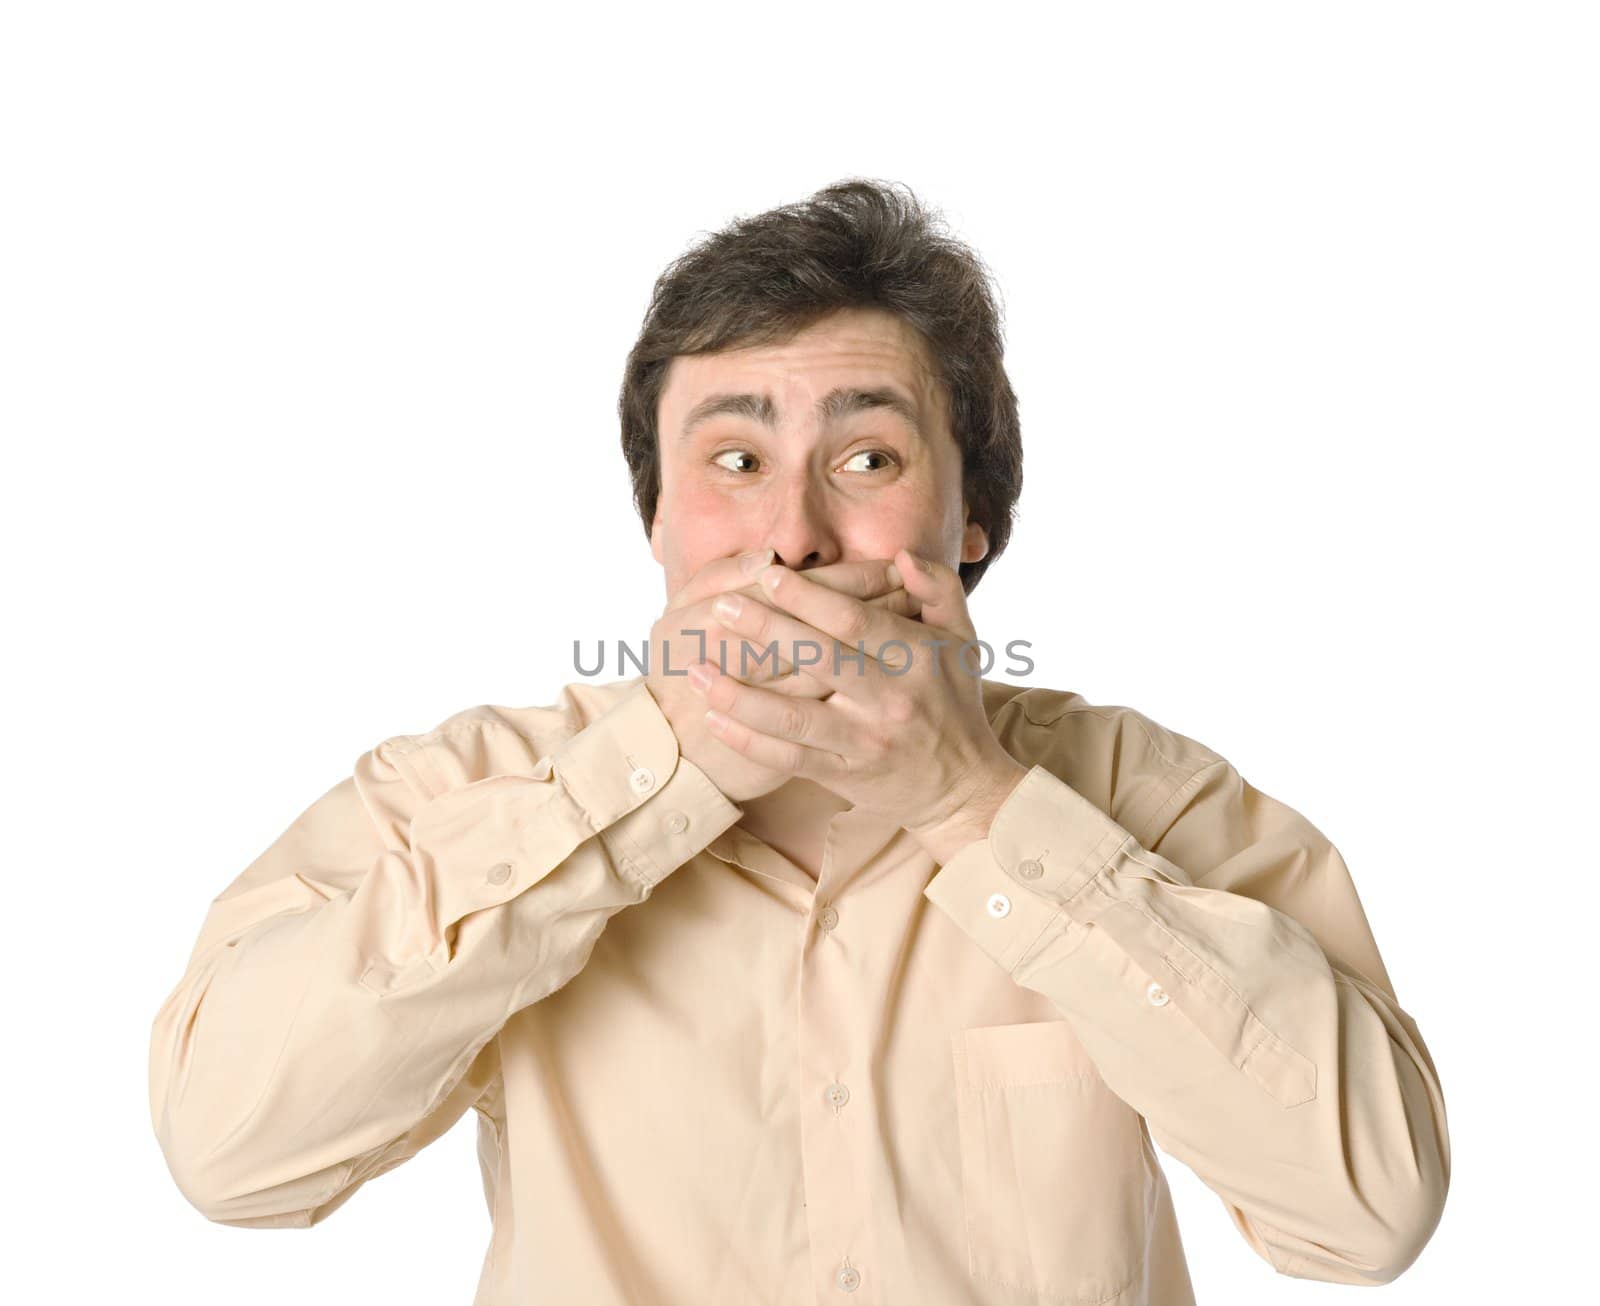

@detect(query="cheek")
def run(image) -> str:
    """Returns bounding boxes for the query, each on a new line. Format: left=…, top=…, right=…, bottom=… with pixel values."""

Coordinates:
left=659, top=479, right=753, bottom=567
left=841, top=483, right=953, bottom=555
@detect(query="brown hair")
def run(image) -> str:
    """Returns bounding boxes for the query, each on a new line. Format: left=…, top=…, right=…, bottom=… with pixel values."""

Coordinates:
left=618, top=177, right=1022, bottom=594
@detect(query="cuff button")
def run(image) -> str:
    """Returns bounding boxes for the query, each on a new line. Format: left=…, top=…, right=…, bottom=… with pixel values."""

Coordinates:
left=628, top=766, right=657, bottom=794
left=665, top=810, right=689, bottom=834
left=986, top=892, right=1012, bottom=919
left=487, top=861, right=513, bottom=885
left=1017, top=858, right=1043, bottom=879
left=1147, top=981, right=1170, bottom=1006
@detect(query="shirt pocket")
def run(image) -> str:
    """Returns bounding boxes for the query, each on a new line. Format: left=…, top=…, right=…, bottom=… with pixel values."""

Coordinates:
left=952, top=1020, right=1147, bottom=1304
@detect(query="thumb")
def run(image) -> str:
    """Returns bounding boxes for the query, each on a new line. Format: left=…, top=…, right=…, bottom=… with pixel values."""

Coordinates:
left=894, top=548, right=975, bottom=642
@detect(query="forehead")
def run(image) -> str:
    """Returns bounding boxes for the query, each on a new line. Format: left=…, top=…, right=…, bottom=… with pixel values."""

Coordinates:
left=659, top=307, right=942, bottom=417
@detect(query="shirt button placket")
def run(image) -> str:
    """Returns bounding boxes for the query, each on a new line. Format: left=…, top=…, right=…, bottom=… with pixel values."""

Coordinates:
left=799, top=846, right=874, bottom=1299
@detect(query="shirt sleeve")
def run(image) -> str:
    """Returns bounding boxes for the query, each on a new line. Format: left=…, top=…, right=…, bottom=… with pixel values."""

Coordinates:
left=149, top=680, right=742, bottom=1228
left=921, top=753, right=1451, bottom=1287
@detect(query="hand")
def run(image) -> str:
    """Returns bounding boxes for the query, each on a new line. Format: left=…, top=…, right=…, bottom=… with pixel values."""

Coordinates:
left=660, top=551, right=921, bottom=693
left=648, top=551, right=922, bottom=803
left=682, top=547, right=1030, bottom=858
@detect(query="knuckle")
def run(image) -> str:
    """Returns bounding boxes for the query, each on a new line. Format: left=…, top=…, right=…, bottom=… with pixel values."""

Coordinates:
left=884, top=691, right=915, bottom=724
left=840, top=603, right=871, bottom=642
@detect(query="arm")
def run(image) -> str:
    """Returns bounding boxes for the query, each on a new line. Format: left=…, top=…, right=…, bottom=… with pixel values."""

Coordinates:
left=149, top=681, right=741, bottom=1227
left=922, top=729, right=1450, bottom=1286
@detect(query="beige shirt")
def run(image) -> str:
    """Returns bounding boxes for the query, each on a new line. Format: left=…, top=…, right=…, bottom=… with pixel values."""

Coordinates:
left=149, top=675, right=1450, bottom=1304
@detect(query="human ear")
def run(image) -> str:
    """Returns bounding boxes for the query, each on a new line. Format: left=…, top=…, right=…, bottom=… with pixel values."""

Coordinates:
left=960, top=504, right=989, bottom=564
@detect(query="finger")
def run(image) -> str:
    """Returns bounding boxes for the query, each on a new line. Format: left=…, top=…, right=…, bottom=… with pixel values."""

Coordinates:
left=892, top=549, right=976, bottom=642
left=690, top=661, right=853, bottom=759
left=737, top=582, right=919, bottom=657
left=666, top=553, right=907, bottom=615
left=715, top=592, right=914, bottom=700
left=665, top=548, right=776, bottom=613
left=783, top=558, right=907, bottom=604
left=666, top=586, right=806, bottom=687
left=666, top=570, right=915, bottom=688
left=734, top=582, right=920, bottom=673
left=748, top=565, right=925, bottom=695
left=673, top=650, right=831, bottom=699
left=683, top=595, right=820, bottom=687
left=756, top=667, right=834, bottom=699
left=716, top=581, right=916, bottom=657
left=695, top=693, right=844, bottom=785
left=864, top=586, right=923, bottom=621
left=703, top=704, right=815, bottom=779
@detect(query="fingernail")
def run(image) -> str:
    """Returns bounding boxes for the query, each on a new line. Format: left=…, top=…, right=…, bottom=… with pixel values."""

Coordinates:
left=687, top=662, right=712, bottom=691
left=713, top=594, right=743, bottom=622
left=885, top=563, right=902, bottom=587
left=741, top=548, right=775, bottom=575
left=911, top=552, right=933, bottom=574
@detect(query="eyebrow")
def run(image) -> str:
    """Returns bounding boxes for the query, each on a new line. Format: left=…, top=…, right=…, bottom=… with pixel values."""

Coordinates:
left=679, top=386, right=924, bottom=445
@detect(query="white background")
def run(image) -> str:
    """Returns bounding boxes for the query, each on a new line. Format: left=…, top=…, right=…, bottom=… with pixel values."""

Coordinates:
left=4, top=2, right=1594, bottom=1301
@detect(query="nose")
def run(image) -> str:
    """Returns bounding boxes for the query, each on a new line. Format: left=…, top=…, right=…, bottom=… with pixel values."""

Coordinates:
left=763, top=470, right=840, bottom=572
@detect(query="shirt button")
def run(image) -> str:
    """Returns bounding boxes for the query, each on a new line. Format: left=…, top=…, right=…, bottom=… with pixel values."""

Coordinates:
left=1147, top=981, right=1170, bottom=1006
left=817, top=905, right=839, bottom=931
left=825, top=1082, right=850, bottom=1109
left=1017, top=857, right=1043, bottom=880
left=628, top=766, right=656, bottom=794
left=835, top=1266, right=860, bottom=1292
left=487, top=861, right=512, bottom=885
left=986, top=892, right=1012, bottom=918
left=665, top=810, right=688, bottom=834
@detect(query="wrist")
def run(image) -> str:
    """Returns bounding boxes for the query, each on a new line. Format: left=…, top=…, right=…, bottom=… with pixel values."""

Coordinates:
left=908, top=757, right=1030, bottom=864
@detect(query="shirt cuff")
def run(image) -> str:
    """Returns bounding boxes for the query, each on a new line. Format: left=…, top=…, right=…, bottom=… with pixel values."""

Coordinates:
left=549, top=679, right=686, bottom=828
left=599, top=753, right=744, bottom=891
left=376, top=680, right=743, bottom=972
left=555, top=680, right=744, bottom=891
left=922, top=764, right=1137, bottom=974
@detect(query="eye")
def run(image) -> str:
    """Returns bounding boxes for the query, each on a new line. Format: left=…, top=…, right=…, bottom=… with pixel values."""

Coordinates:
left=840, top=449, right=898, bottom=473
left=711, top=449, right=760, bottom=473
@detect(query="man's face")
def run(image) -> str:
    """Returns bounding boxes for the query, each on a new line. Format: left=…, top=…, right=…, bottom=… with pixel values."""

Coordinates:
left=650, top=306, right=989, bottom=597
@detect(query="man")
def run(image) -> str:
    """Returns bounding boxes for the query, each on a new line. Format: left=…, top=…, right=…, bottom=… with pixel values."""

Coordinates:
left=150, top=179, right=1450, bottom=1304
